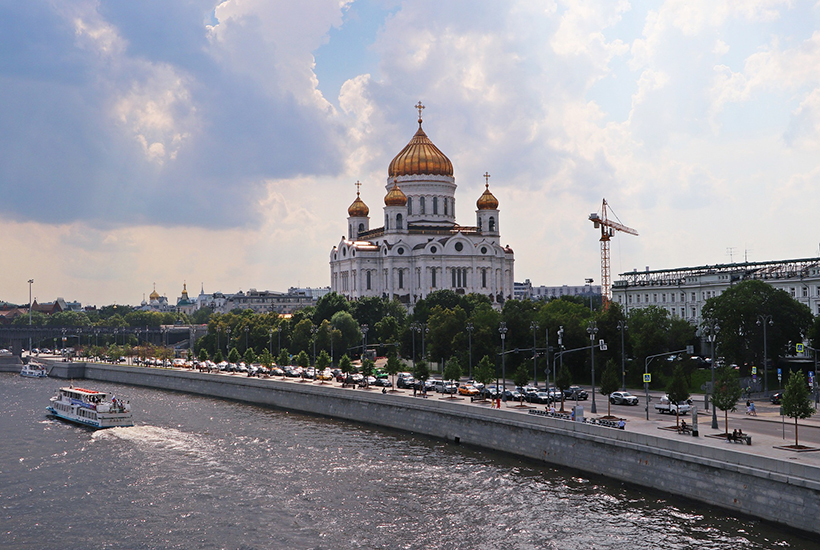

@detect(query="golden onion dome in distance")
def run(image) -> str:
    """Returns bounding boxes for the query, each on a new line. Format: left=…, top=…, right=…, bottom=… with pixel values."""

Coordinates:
left=388, top=101, right=453, bottom=178
left=476, top=171, right=499, bottom=210
left=348, top=180, right=370, bottom=217
left=149, top=283, right=160, bottom=301
left=384, top=182, right=408, bottom=206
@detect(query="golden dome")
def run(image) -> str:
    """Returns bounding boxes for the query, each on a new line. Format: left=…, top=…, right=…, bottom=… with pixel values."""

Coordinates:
left=384, top=183, right=408, bottom=207
left=149, top=283, right=160, bottom=301
left=476, top=183, right=499, bottom=210
left=348, top=192, right=369, bottom=217
left=388, top=122, right=453, bottom=177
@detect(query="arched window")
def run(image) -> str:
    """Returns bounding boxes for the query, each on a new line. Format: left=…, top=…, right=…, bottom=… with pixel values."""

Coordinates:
left=385, top=213, right=389, bottom=230
left=358, top=222, right=364, bottom=234
left=444, top=198, right=448, bottom=215
left=482, top=269, right=487, bottom=288
left=488, top=216, right=495, bottom=232
left=398, top=269, right=404, bottom=289
left=431, top=268, right=437, bottom=288
left=477, top=216, right=482, bottom=231
left=349, top=224, right=353, bottom=239
left=419, top=197, right=426, bottom=214
left=433, top=196, right=438, bottom=215
left=366, top=271, right=371, bottom=290
left=396, top=213, right=403, bottom=229
left=407, top=197, right=413, bottom=215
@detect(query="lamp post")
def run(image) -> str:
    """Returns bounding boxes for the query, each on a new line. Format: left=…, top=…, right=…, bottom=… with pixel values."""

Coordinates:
left=556, top=326, right=564, bottom=387
left=587, top=322, right=598, bottom=414
left=702, top=319, right=720, bottom=429
left=466, top=322, right=474, bottom=379
left=530, top=321, right=539, bottom=386
left=544, top=327, right=550, bottom=387
left=225, top=327, right=231, bottom=354
left=421, top=324, right=428, bottom=362
left=410, top=322, right=420, bottom=363
left=269, top=328, right=274, bottom=355
left=27, top=279, right=34, bottom=353
left=617, top=320, right=628, bottom=391
left=244, top=326, right=249, bottom=352
left=361, top=324, right=369, bottom=361
left=585, top=278, right=594, bottom=313
left=757, top=314, right=773, bottom=397
left=216, top=326, right=221, bottom=354
left=499, top=322, right=508, bottom=393
left=329, top=325, right=335, bottom=367
left=311, top=325, right=318, bottom=368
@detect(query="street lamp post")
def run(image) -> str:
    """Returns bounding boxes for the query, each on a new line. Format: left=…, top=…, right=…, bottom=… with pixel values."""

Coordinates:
left=585, top=278, right=594, bottom=314
left=217, top=326, right=221, bottom=354
left=269, top=328, right=274, bottom=355
left=530, top=321, right=539, bottom=386
left=702, top=320, right=720, bottom=430
left=244, top=326, right=249, bottom=352
left=27, top=279, right=34, bottom=353
left=556, top=326, right=564, bottom=387
left=466, top=322, right=474, bottom=380
left=544, top=327, right=550, bottom=387
left=361, top=324, right=369, bottom=362
left=410, top=322, right=420, bottom=363
left=587, top=322, right=598, bottom=414
left=226, top=327, right=231, bottom=354
left=617, top=320, right=627, bottom=391
left=499, top=322, right=508, bottom=394
left=757, top=314, right=773, bottom=397
left=311, top=325, right=318, bottom=368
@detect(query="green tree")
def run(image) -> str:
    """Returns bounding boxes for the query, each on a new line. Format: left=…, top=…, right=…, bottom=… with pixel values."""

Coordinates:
left=214, top=349, right=224, bottom=364
left=703, top=280, right=813, bottom=373
left=512, top=365, right=530, bottom=404
left=443, top=356, right=463, bottom=398
left=331, top=311, right=362, bottom=357
left=600, top=359, right=621, bottom=418
left=227, top=347, right=240, bottom=364
left=782, top=370, right=816, bottom=447
left=317, top=350, right=331, bottom=369
left=556, top=363, right=572, bottom=412
left=259, top=348, right=274, bottom=368
left=385, top=352, right=402, bottom=391
left=712, top=366, right=743, bottom=435
left=277, top=348, right=290, bottom=367
left=413, top=359, right=430, bottom=389
left=243, top=348, right=257, bottom=365
left=198, top=348, right=209, bottom=362
left=666, top=365, right=691, bottom=428
left=339, top=354, right=352, bottom=373
left=474, top=356, right=496, bottom=400
left=313, top=292, right=350, bottom=324
left=291, top=319, right=314, bottom=355
left=296, top=350, right=310, bottom=369
left=361, top=358, right=375, bottom=387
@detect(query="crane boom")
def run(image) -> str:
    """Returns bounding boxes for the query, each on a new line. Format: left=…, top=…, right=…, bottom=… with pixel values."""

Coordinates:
left=588, top=199, right=638, bottom=309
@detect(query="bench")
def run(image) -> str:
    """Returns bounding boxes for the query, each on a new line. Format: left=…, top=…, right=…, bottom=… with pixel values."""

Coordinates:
left=728, top=433, right=752, bottom=445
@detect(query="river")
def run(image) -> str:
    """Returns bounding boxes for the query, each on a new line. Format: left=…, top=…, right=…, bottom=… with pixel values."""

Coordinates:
left=1, top=373, right=816, bottom=549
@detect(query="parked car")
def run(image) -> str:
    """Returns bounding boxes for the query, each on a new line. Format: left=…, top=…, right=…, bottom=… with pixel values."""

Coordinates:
left=458, top=385, right=479, bottom=397
left=528, top=391, right=553, bottom=404
left=564, top=386, right=588, bottom=400
left=770, top=392, right=783, bottom=405
left=610, top=391, right=639, bottom=405
left=397, top=375, right=415, bottom=389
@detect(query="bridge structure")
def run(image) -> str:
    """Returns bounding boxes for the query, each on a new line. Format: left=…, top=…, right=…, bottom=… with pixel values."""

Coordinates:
left=0, top=325, right=208, bottom=356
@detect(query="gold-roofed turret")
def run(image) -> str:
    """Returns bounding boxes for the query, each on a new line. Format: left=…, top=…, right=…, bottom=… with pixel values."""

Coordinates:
left=149, top=283, right=160, bottom=301
left=348, top=180, right=370, bottom=217
left=476, top=172, right=498, bottom=210
left=388, top=102, right=453, bottom=177
left=384, top=182, right=408, bottom=206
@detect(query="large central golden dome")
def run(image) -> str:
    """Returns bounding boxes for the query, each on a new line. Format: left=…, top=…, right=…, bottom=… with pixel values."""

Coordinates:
left=388, top=121, right=453, bottom=178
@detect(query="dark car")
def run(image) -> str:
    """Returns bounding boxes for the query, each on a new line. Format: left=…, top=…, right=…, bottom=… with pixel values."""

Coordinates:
left=564, top=386, right=588, bottom=400
left=770, top=392, right=783, bottom=405
left=528, top=391, right=553, bottom=404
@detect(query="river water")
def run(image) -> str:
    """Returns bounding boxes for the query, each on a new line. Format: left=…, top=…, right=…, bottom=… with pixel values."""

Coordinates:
left=1, top=373, right=817, bottom=550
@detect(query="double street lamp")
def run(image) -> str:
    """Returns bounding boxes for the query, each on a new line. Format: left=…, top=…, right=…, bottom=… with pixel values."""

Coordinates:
left=757, top=314, right=773, bottom=397
left=702, top=319, right=720, bottom=430
left=587, top=322, right=598, bottom=414
left=466, top=322, right=474, bottom=379
left=617, top=320, right=628, bottom=391
left=499, top=322, right=508, bottom=393
left=530, top=321, right=539, bottom=386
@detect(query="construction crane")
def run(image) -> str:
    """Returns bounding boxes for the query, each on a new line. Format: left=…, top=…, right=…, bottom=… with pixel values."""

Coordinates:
left=589, top=199, right=638, bottom=309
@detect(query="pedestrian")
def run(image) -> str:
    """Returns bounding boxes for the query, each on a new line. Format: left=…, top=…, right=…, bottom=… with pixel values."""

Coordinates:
left=618, top=419, right=625, bottom=429
left=749, top=401, right=757, bottom=416
left=413, top=385, right=417, bottom=397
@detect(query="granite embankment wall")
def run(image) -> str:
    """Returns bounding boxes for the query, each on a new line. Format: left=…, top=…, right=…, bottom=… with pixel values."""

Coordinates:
left=46, top=361, right=820, bottom=535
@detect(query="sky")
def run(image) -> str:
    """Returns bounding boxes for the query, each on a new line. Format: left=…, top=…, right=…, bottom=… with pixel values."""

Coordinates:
left=2, top=0, right=820, bottom=307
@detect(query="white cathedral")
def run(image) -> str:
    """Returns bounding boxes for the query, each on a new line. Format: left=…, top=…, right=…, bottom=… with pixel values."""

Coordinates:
left=330, top=104, right=515, bottom=307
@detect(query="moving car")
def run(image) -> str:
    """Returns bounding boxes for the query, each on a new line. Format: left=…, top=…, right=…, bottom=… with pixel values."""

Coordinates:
left=458, top=385, right=479, bottom=397
left=609, top=391, right=639, bottom=405
left=770, top=392, right=783, bottom=405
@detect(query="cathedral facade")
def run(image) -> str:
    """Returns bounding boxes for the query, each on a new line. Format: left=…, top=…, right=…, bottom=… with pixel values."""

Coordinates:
left=330, top=106, right=514, bottom=306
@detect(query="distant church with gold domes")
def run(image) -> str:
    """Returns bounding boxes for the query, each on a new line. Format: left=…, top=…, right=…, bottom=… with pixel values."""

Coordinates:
left=330, top=103, right=514, bottom=306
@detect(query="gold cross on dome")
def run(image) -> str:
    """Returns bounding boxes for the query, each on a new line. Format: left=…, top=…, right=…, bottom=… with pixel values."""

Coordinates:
left=483, top=172, right=491, bottom=186
left=355, top=180, right=362, bottom=196
left=415, top=101, right=425, bottom=121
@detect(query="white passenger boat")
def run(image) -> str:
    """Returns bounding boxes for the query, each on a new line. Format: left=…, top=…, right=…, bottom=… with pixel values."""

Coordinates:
left=21, top=362, right=48, bottom=378
left=47, top=386, right=133, bottom=429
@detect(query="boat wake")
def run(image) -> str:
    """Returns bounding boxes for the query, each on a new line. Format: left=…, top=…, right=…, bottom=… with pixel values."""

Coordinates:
left=93, top=425, right=221, bottom=467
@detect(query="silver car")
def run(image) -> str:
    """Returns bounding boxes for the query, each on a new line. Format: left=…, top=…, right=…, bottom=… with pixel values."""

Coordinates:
left=609, top=391, right=639, bottom=405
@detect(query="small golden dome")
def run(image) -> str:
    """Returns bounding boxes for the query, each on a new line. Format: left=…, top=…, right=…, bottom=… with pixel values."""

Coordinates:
left=348, top=192, right=369, bottom=217
left=388, top=123, right=453, bottom=177
left=476, top=183, right=499, bottom=210
left=149, top=283, right=160, bottom=301
left=384, top=183, right=407, bottom=207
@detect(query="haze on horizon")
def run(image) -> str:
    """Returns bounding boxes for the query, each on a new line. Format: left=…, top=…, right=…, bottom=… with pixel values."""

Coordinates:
left=2, top=1, right=820, bottom=307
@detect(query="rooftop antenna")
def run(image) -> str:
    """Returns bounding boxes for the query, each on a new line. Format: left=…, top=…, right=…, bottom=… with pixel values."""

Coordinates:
left=726, top=247, right=736, bottom=263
